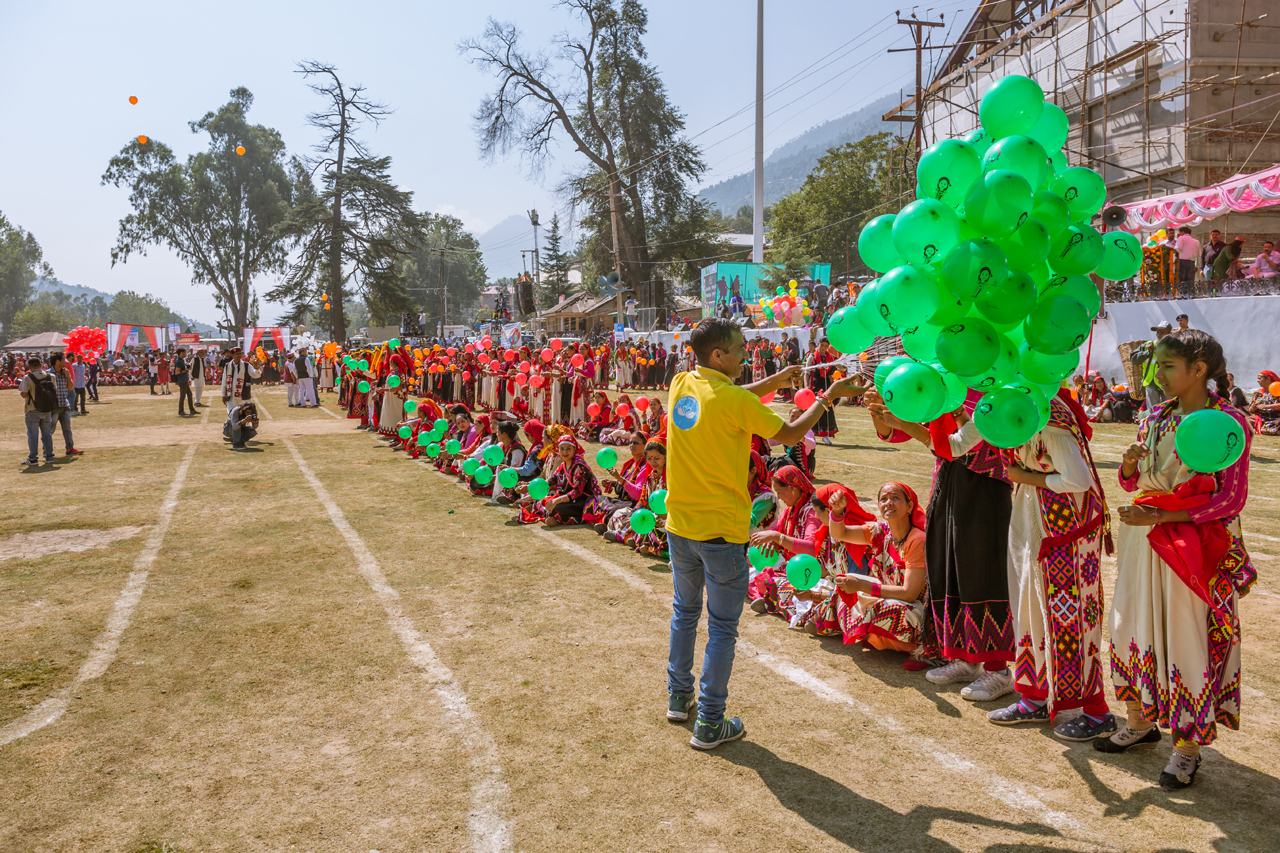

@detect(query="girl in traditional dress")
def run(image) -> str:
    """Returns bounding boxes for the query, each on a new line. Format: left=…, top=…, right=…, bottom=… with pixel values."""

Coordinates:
left=807, top=339, right=840, bottom=444
left=829, top=482, right=938, bottom=669
left=988, top=391, right=1115, bottom=742
left=789, top=483, right=875, bottom=636
left=747, top=466, right=817, bottom=616
left=527, top=434, right=601, bottom=525
left=752, top=341, right=766, bottom=384
left=1098, top=330, right=1254, bottom=791
left=599, top=394, right=639, bottom=444
left=469, top=420, right=527, bottom=497
left=641, top=397, right=666, bottom=437
left=1246, top=369, right=1280, bottom=435
left=377, top=350, right=408, bottom=437
left=577, top=390, right=614, bottom=441
left=604, top=438, right=668, bottom=556
left=747, top=450, right=778, bottom=532
left=866, top=395, right=1017, bottom=702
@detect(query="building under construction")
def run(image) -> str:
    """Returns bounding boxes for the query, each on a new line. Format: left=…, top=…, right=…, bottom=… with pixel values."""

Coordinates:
left=887, top=0, right=1280, bottom=241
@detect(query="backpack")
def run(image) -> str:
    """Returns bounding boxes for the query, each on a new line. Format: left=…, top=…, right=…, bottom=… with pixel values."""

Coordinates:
left=28, top=371, right=58, bottom=413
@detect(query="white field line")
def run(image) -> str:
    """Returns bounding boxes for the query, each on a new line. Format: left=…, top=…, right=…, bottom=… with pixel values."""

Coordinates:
left=828, top=458, right=922, bottom=479
left=451, top=473, right=1096, bottom=842
left=1, top=443, right=198, bottom=748
left=285, top=438, right=511, bottom=853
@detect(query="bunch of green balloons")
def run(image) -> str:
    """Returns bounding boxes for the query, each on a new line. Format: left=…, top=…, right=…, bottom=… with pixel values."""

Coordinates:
left=839, top=73, right=1138, bottom=449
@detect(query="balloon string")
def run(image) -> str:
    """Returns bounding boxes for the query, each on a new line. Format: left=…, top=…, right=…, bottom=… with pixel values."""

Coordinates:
left=1084, top=319, right=1096, bottom=379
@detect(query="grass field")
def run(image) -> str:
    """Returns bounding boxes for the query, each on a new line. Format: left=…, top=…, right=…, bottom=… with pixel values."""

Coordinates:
left=2, top=383, right=1279, bottom=853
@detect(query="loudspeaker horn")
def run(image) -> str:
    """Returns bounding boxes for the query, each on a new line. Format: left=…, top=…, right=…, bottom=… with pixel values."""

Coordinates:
left=1101, top=205, right=1127, bottom=227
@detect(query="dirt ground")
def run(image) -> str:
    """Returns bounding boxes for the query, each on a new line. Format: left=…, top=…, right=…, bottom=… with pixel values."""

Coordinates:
left=1, top=382, right=1278, bottom=853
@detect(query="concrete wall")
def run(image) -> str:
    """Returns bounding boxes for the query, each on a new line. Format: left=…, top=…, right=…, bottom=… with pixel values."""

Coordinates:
left=1085, top=294, right=1280, bottom=390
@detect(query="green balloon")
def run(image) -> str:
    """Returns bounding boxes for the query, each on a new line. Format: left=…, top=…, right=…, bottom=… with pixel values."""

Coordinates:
left=462, top=458, right=480, bottom=477
left=357, top=380, right=371, bottom=393
left=433, top=418, right=449, bottom=433
left=596, top=446, right=618, bottom=468
left=937, top=364, right=969, bottom=412
left=875, top=265, right=942, bottom=329
left=648, top=488, right=668, bottom=515
left=1025, top=103, right=1069, bottom=153
left=1006, top=376, right=1053, bottom=432
left=1019, top=343, right=1079, bottom=386
left=389, top=338, right=400, bottom=348
left=482, top=444, right=504, bottom=466
left=935, top=318, right=1000, bottom=376
left=998, top=217, right=1051, bottom=270
left=474, top=465, right=494, bottom=485
left=1024, top=294, right=1091, bottom=355
left=857, top=215, right=907, bottom=273
left=1175, top=409, right=1246, bottom=473
left=446, top=438, right=462, bottom=454
left=891, top=199, right=962, bottom=266
left=976, top=270, right=1038, bottom=326
left=883, top=361, right=947, bottom=423
left=964, top=170, right=1034, bottom=238
left=826, top=306, right=876, bottom=355
left=927, top=288, right=974, bottom=326
left=874, top=355, right=916, bottom=392
left=1042, top=273, right=1101, bottom=317
left=901, top=324, right=942, bottom=361
left=426, top=443, right=442, bottom=458
left=940, top=239, right=1008, bottom=300
left=498, top=467, right=519, bottom=489
left=428, top=427, right=445, bottom=443
left=979, top=74, right=1045, bottom=140
left=387, top=374, right=402, bottom=389
left=1051, top=167, right=1107, bottom=218
left=749, top=544, right=782, bottom=571
left=1031, top=191, right=1071, bottom=236
left=398, top=425, right=411, bottom=439
left=1048, top=149, right=1068, bottom=175
left=963, top=128, right=994, bottom=158
left=405, top=399, right=419, bottom=413
left=982, top=135, right=1049, bottom=189
left=417, top=432, right=433, bottom=447
left=856, top=280, right=897, bottom=337
left=957, top=332, right=1019, bottom=392
left=1047, top=223, right=1105, bottom=275
left=916, top=139, right=982, bottom=208
left=630, top=508, right=657, bottom=535
left=973, top=385, right=1041, bottom=449
left=1095, top=231, right=1144, bottom=280
left=528, top=477, right=550, bottom=500
left=785, top=554, right=823, bottom=591
left=358, top=359, right=369, bottom=370
left=776, top=286, right=786, bottom=296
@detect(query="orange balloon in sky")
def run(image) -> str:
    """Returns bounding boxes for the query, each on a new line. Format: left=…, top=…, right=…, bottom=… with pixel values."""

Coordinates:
left=128, top=96, right=138, bottom=105
left=236, top=146, right=245, bottom=156
left=137, top=135, right=148, bottom=144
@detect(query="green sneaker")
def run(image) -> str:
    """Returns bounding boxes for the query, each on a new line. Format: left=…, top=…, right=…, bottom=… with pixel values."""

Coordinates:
left=667, top=693, right=696, bottom=721
left=690, top=716, right=745, bottom=750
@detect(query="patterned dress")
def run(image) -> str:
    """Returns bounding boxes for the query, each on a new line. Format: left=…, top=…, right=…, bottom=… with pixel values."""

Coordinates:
left=1110, top=398, right=1254, bottom=746
left=837, top=523, right=935, bottom=653
left=1005, top=396, right=1110, bottom=715
left=1249, top=390, right=1280, bottom=435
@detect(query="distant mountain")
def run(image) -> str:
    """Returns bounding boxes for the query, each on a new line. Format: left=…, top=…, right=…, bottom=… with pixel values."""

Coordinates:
left=32, top=278, right=218, bottom=333
left=697, top=93, right=902, bottom=213
left=476, top=215, right=535, bottom=282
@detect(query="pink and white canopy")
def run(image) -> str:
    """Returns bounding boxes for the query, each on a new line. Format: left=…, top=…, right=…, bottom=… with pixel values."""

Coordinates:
left=1121, top=164, right=1280, bottom=232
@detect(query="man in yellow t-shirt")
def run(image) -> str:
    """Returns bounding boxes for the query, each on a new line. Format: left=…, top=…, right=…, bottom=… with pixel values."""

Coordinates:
left=665, top=318, right=864, bottom=749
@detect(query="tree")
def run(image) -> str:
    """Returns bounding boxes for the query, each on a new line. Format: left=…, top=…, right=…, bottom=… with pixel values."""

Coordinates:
left=269, top=61, right=428, bottom=341
left=463, top=0, right=724, bottom=293
left=10, top=293, right=78, bottom=339
left=107, top=290, right=186, bottom=326
left=0, top=212, right=53, bottom=345
left=539, top=212, right=574, bottom=307
left=101, top=88, right=307, bottom=328
left=398, top=213, right=488, bottom=334
left=767, top=133, right=898, bottom=280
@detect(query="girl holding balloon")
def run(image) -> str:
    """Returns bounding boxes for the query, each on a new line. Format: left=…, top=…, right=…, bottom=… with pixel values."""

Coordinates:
left=747, top=465, right=818, bottom=618
left=527, top=435, right=601, bottom=525
left=604, top=438, right=668, bottom=557
left=1099, top=330, right=1254, bottom=791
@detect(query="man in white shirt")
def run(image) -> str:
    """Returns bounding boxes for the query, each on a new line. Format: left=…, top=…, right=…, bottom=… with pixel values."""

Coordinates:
left=1253, top=241, right=1279, bottom=278
left=1165, top=226, right=1201, bottom=296
left=295, top=347, right=318, bottom=407
left=624, top=297, right=638, bottom=330
left=221, top=348, right=262, bottom=413
left=283, top=352, right=299, bottom=406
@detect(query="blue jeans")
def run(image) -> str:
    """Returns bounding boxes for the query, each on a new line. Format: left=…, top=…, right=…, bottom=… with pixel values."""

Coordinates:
left=54, top=407, right=74, bottom=451
left=25, top=410, right=54, bottom=461
left=667, top=532, right=749, bottom=724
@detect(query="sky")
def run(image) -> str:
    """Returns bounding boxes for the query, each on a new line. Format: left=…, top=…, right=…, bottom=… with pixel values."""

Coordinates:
left=0, top=0, right=976, bottom=326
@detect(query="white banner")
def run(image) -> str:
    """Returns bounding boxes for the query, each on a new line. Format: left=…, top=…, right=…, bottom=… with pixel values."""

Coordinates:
left=501, top=323, right=521, bottom=348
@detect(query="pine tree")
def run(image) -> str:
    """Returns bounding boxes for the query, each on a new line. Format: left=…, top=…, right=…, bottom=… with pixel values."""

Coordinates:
left=540, top=213, right=574, bottom=308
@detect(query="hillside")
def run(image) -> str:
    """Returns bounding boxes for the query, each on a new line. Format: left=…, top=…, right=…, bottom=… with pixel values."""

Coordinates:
left=32, top=278, right=218, bottom=333
left=476, top=215, right=535, bottom=283
left=697, top=93, right=901, bottom=213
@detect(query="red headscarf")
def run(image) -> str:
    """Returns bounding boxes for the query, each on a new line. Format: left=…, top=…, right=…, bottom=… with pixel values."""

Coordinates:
left=1259, top=370, right=1280, bottom=386
left=1055, top=387, right=1093, bottom=440
left=523, top=418, right=545, bottom=446
left=813, top=483, right=875, bottom=568
left=883, top=481, right=927, bottom=531
left=748, top=450, right=770, bottom=497
left=772, top=464, right=816, bottom=548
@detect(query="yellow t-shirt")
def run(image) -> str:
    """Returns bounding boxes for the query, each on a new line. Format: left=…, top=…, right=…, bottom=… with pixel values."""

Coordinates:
left=666, top=367, right=786, bottom=544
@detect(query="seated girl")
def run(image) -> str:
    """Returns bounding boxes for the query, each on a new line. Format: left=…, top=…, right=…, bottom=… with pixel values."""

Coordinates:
left=599, top=394, right=640, bottom=444
left=828, top=482, right=939, bottom=671
left=469, top=420, right=527, bottom=497
left=603, top=438, right=668, bottom=556
left=747, top=466, right=817, bottom=617
left=433, top=409, right=477, bottom=468
left=495, top=420, right=547, bottom=505
left=640, top=397, right=666, bottom=437
left=589, top=433, right=650, bottom=531
left=518, top=435, right=601, bottom=526
left=748, top=451, right=778, bottom=532
left=444, top=414, right=491, bottom=473
left=576, top=390, right=615, bottom=442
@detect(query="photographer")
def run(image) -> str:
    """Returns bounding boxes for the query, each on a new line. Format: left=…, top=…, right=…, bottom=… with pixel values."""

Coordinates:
left=224, top=401, right=259, bottom=451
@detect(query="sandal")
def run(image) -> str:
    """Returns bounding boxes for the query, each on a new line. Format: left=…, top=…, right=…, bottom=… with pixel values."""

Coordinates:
left=1054, top=713, right=1117, bottom=742
left=1093, top=725, right=1161, bottom=753
left=1159, top=753, right=1202, bottom=791
left=987, top=702, right=1050, bottom=726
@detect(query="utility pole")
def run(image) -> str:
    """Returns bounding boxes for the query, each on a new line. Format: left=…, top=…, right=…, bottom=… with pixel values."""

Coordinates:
left=438, top=248, right=446, bottom=339
left=528, top=209, right=541, bottom=306
left=753, top=0, right=765, bottom=264
left=886, top=13, right=945, bottom=160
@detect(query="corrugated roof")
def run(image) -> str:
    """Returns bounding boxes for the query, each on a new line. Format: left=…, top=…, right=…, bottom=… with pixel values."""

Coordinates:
left=3, top=331, right=66, bottom=349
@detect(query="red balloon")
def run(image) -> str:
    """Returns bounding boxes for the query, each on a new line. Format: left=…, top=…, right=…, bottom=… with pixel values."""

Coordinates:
left=463, top=371, right=471, bottom=380
left=519, top=360, right=531, bottom=373
left=478, top=353, right=491, bottom=364
left=795, top=388, right=817, bottom=408
left=571, top=353, right=584, bottom=367
left=761, top=390, right=777, bottom=404
left=481, top=336, right=492, bottom=349
left=464, top=343, right=475, bottom=354
left=587, top=403, right=601, bottom=417
left=550, top=338, right=563, bottom=350
left=446, top=347, right=456, bottom=356
left=541, top=348, right=554, bottom=363
left=503, top=349, right=517, bottom=362
left=635, top=397, right=650, bottom=411
left=440, top=357, right=451, bottom=366
left=530, top=374, right=545, bottom=388
left=514, top=373, right=528, bottom=386
left=616, top=404, right=630, bottom=418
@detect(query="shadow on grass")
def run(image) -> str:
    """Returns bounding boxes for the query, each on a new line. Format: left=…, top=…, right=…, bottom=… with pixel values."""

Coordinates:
left=813, top=634, right=967, bottom=719
left=714, top=740, right=1066, bottom=852
left=1249, top=454, right=1279, bottom=465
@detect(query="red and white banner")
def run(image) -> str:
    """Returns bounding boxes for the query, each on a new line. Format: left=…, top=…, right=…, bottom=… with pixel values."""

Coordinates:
left=1121, top=163, right=1280, bottom=232
left=107, top=322, right=167, bottom=353
left=242, top=327, right=292, bottom=353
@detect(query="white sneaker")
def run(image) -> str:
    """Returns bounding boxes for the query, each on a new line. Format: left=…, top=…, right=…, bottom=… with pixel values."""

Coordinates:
left=961, top=668, right=1015, bottom=702
left=925, top=659, right=981, bottom=684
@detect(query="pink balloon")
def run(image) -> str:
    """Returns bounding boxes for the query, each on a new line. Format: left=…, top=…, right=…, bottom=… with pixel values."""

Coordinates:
left=530, top=374, right=545, bottom=388
left=634, top=397, right=650, bottom=411
left=550, top=338, right=563, bottom=350
left=503, top=349, right=517, bottom=362
left=795, top=388, right=817, bottom=408
left=761, top=390, right=776, bottom=404
left=519, top=360, right=531, bottom=373
left=587, top=403, right=601, bottom=417
left=616, top=404, right=630, bottom=417
left=514, top=373, right=528, bottom=386
left=541, top=348, right=554, bottom=363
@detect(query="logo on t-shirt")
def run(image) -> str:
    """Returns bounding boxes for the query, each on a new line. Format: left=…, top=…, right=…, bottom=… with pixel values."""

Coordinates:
left=672, top=395, right=699, bottom=430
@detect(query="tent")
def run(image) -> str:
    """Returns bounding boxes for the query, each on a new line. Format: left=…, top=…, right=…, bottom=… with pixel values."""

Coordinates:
left=3, top=331, right=66, bottom=355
